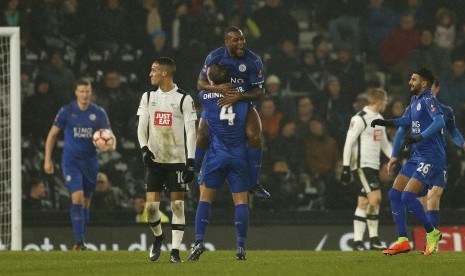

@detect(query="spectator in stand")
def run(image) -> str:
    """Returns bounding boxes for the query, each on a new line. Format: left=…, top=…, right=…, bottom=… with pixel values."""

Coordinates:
left=0, top=0, right=31, bottom=49
left=94, top=69, right=136, bottom=140
left=409, top=29, right=450, bottom=79
left=250, top=0, right=299, bottom=53
left=267, top=117, right=304, bottom=175
left=328, top=43, right=366, bottom=104
left=264, top=75, right=284, bottom=109
left=303, top=116, right=341, bottom=210
left=320, top=76, right=352, bottom=149
left=380, top=12, right=421, bottom=85
left=91, top=172, right=130, bottom=211
left=266, top=38, right=300, bottom=88
left=438, top=58, right=465, bottom=117
left=23, top=178, right=53, bottom=211
left=396, top=0, right=432, bottom=30
left=258, top=98, right=283, bottom=143
left=140, top=30, right=178, bottom=80
left=360, top=0, right=398, bottom=63
left=434, top=8, right=456, bottom=53
left=452, top=21, right=465, bottom=59
left=315, top=0, right=364, bottom=55
left=294, top=96, right=316, bottom=140
left=290, top=49, right=328, bottom=103
left=22, top=76, right=60, bottom=144
left=312, top=34, right=333, bottom=69
left=38, top=50, right=76, bottom=105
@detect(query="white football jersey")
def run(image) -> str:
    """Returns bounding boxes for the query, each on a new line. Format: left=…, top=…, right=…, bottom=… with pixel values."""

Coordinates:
left=343, top=106, right=392, bottom=170
left=137, top=85, right=197, bottom=163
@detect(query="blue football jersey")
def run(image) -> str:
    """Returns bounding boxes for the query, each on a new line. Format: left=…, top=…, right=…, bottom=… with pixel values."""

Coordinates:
left=199, top=47, right=265, bottom=93
left=199, top=91, right=248, bottom=151
left=406, top=89, right=445, bottom=163
left=53, top=102, right=111, bottom=160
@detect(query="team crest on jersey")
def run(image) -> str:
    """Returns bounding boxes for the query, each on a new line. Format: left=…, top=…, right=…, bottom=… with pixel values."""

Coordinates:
left=416, top=103, right=421, bottom=111
left=430, top=104, right=436, bottom=112
left=66, top=175, right=71, bottom=182
left=239, top=64, right=246, bottom=72
left=89, top=114, right=96, bottom=121
left=171, top=103, right=179, bottom=110
left=154, top=112, right=172, bottom=126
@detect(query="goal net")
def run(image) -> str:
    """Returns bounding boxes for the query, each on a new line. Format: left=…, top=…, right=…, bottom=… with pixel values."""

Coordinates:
left=0, top=27, right=21, bottom=250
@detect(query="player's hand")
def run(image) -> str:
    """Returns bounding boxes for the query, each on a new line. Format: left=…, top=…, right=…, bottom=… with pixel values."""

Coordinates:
left=217, top=91, right=240, bottom=106
left=141, top=146, right=155, bottom=167
left=371, top=119, right=392, bottom=128
left=387, top=157, right=397, bottom=175
left=44, top=159, right=54, bottom=174
left=213, top=83, right=236, bottom=95
left=182, top=158, right=195, bottom=183
left=407, top=135, right=423, bottom=144
left=340, top=166, right=351, bottom=185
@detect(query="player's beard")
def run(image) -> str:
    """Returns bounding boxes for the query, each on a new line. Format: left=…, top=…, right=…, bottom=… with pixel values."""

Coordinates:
left=410, top=83, right=421, bottom=96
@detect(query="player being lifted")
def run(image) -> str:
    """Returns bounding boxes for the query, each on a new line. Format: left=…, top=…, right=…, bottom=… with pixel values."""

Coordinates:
left=372, top=68, right=444, bottom=256
left=137, top=57, right=197, bottom=263
left=188, top=63, right=251, bottom=261
left=195, top=26, right=270, bottom=200
left=341, top=88, right=391, bottom=251
left=44, top=80, right=116, bottom=250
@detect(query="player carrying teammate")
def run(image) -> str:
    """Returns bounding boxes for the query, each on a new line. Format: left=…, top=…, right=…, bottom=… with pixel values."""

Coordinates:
left=44, top=80, right=116, bottom=250
left=341, top=88, right=391, bottom=251
left=372, top=68, right=444, bottom=256
left=137, top=57, right=197, bottom=263
left=195, top=26, right=270, bottom=200
left=187, top=63, right=251, bottom=261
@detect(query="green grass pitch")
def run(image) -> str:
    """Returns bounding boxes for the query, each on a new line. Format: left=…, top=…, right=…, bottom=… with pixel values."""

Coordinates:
left=2, top=250, right=465, bottom=275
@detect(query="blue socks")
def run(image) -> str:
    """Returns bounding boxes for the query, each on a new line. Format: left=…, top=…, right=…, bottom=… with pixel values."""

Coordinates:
left=70, top=204, right=83, bottom=242
left=427, top=210, right=440, bottom=228
left=388, top=189, right=408, bottom=237
left=234, top=204, right=249, bottom=248
left=82, top=208, right=89, bottom=238
left=401, top=191, right=434, bottom=233
left=247, top=147, right=262, bottom=188
left=194, top=201, right=211, bottom=244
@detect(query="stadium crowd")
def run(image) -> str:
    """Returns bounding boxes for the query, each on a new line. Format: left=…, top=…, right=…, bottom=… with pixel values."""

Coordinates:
left=7, top=0, right=465, bottom=214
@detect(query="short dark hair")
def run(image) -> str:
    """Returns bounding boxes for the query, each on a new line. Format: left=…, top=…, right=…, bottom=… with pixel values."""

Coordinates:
left=224, top=26, right=242, bottom=38
left=154, top=57, right=176, bottom=74
left=413, top=68, right=434, bottom=86
left=207, top=63, right=230, bottom=84
left=76, top=79, right=92, bottom=89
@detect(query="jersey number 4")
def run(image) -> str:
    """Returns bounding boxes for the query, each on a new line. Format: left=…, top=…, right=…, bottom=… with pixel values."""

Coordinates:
left=220, top=106, right=236, bottom=125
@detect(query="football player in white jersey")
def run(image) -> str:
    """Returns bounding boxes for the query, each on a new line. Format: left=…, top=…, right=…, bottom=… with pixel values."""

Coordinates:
left=341, top=88, right=392, bottom=251
left=137, top=57, right=197, bottom=263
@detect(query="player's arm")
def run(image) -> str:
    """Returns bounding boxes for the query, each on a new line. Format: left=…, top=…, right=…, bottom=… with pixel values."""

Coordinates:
left=380, top=126, right=393, bottom=158
left=387, top=126, right=408, bottom=175
left=341, top=116, right=364, bottom=183
left=136, top=92, right=156, bottom=166
left=197, top=75, right=236, bottom=95
left=410, top=114, right=445, bottom=142
left=182, top=95, right=198, bottom=183
left=44, top=125, right=61, bottom=174
left=372, top=106, right=411, bottom=128
left=444, top=108, right=465, bottom=149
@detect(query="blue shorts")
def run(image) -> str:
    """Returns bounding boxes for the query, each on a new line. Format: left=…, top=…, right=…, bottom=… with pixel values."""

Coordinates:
left=62, top=158, right=98, bottom=198
left=399, top=159, right=444, bottom=193
left=198, top=148, right=251, bottom=193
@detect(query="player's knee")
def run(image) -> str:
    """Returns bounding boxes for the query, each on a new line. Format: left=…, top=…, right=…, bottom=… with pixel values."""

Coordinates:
left=145, top=201, right=160, bottom=220
left=171, top=200, right=185, bottom=224
left=388, top=188, right=401, bottom=201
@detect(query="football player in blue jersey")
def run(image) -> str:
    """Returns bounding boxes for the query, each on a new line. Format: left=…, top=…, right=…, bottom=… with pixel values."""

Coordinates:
left=44, top=80, right=116, bottom=250
left=371, top=68, right=444, bottom=256
left=187, top=63, right=250, bottom=261
left=195, top=26, right=270, bottom=200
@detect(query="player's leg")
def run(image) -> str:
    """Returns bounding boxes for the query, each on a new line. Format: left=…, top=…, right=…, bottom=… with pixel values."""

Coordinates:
left=187, top=183, right=216, bottom=261
left=353, top=196, right=368, bottom=251
left=366, top=190, right=385, bottom=250
left=232, top=191, right=249, bottom=260
left=146, top=191, right=164, bottom=261
left=195, top=118, right=209, bottom=170
left=167, top=164, right=188, bottom=263
left=246, top=107, right=270, bottom=199
left=383, top=171, right=411, bottom=255
left=70, top=190, right=87, bottom=250
left=403, top=178, right=441, bottom=256
left=426, top=186, right=443, bottom=228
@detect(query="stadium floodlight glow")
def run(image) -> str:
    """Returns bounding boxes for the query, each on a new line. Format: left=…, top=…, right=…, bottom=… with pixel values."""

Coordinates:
left=0, top=27, right=21, bottom=250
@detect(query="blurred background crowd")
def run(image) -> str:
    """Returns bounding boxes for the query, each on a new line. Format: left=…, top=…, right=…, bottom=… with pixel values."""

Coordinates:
left=8, top=0, right=465, bottom=218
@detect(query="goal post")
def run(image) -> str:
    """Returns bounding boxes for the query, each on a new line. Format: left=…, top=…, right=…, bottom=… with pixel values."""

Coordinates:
left=0, top=27, right=21, bottom=250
